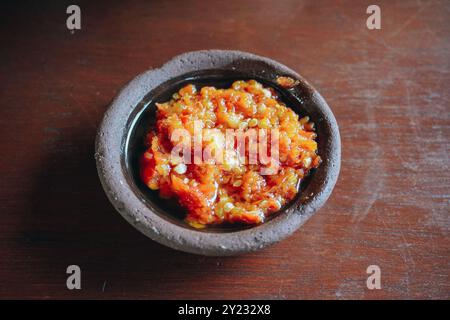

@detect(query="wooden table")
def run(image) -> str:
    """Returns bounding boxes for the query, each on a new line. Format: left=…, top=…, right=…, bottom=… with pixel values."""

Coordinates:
left=0, top=0, right=448, bottom=299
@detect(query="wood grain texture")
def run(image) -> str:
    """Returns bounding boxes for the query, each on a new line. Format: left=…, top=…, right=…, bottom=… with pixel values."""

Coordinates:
left=0, top=0, right=448, bottom=299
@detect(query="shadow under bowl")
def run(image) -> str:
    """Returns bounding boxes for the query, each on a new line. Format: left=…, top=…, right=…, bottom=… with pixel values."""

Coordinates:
left=95, top=50, right=341, bottom=256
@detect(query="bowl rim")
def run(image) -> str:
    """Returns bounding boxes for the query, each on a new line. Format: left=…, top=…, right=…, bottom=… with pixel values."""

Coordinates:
left=95, top=49, right=341, bottom=256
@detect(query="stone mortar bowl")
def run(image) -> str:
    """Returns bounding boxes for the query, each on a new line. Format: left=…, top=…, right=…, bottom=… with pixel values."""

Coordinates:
left=95, top=50, right=341, bottom=256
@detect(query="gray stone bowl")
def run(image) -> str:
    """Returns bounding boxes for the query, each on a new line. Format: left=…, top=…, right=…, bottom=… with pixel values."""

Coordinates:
left=95, top=50, right=340, bottom=256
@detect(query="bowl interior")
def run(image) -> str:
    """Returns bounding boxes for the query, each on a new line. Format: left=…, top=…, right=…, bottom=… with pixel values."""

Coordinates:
left=122, top=69, right=320, bottom=233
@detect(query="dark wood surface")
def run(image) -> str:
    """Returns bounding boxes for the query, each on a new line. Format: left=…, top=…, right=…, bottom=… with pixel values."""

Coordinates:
left=0, top=0, right=448, bottom=299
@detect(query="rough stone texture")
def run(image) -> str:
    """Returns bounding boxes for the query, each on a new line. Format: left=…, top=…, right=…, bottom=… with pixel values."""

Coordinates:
left=95, top=50, right=341, bottom=256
